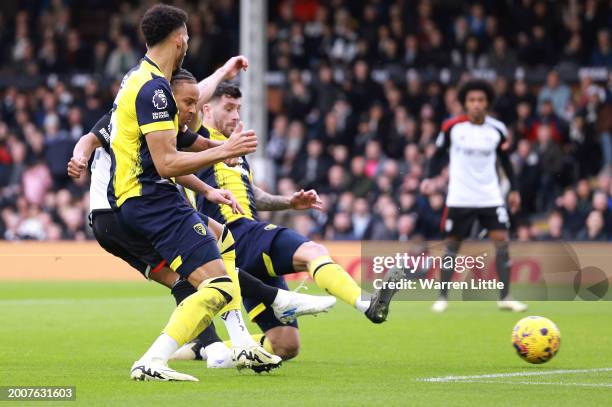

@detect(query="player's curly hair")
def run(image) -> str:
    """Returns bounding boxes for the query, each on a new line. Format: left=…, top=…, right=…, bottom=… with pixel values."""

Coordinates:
left=457, top=79, right=496, bottom=107
left=171, top=68, right=197, bottom=86
left=212, top=82, right=242, bottom=100
left=140, top=4, right=188, bottom=47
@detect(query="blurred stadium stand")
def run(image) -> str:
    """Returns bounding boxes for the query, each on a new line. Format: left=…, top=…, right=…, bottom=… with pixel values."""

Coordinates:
left=0, top=0, right=611, bottom=242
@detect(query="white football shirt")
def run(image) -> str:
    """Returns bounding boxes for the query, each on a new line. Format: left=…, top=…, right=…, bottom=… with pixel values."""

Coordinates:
left=436, top=115, right=508, bottom=208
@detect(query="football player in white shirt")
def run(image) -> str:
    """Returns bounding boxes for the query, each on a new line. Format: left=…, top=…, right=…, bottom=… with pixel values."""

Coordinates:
left=421, top=80, right=527, bottom=313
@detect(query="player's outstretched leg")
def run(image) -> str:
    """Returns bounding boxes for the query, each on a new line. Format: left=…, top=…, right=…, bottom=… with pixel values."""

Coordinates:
left=238, top=270, right=336, bottom=323
left=296, top=241, right=398, bottom=323
left=168, top=272, right=333, bottom=365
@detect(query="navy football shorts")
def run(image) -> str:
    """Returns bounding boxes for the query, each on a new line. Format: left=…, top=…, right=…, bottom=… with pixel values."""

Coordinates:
left=227, top=218, right=309, bottom=279
left=227, top=218, right=309, bottom=331
left=118, top=190, right=220, bottom=278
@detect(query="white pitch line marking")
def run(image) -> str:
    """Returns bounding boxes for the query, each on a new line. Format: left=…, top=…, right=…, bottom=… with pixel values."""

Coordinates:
left=418, top=368, right=612, bottom=383
left=448, top=380, right=612, bottom=388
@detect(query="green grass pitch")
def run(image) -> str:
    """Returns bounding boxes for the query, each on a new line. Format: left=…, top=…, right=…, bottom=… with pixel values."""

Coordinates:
left=1, top=281, right=611, bottom=406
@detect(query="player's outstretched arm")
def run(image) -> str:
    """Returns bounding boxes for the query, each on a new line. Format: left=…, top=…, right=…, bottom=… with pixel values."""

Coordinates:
left=254, top=186, right=323, bottom=211
left=196, top=55, right=248, bottom=111
left=67, top=133, right=101, bottom=179
left=181, top=134, right=222, bottom=152
left=146, top=123, right=256, bottom=178
left=176, top=174, right=244, bottom=215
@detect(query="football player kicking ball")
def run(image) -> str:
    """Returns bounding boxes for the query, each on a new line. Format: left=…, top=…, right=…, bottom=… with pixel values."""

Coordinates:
left=68, top=68, right=335, bottom=370
left=104, top=4, right=280, bottom=381
left=421, top=79, right=527, bottom=313
left=190, top=82, right=399, bottom=361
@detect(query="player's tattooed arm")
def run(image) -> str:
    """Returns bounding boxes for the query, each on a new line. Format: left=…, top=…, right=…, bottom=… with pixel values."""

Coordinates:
left=253, top=185, right=291, bottom=210
left=254, top=186, right=323, bottom=211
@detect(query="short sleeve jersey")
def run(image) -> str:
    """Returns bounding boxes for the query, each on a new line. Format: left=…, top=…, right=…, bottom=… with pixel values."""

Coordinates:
left=108, top=56, right=179, bottom=208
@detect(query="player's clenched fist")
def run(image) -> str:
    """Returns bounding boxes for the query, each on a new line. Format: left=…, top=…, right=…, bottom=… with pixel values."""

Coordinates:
left=224, top=121, right=257, bottom=157
left=67, top=156, right=88, bottom=179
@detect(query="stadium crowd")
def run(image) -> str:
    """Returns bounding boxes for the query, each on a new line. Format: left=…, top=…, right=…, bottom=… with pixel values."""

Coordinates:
left=0, top=0, right=611, bottom=242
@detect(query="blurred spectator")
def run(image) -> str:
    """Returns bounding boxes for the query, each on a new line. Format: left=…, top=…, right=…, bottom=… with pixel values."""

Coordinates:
left=534, top=125, right=564, bottom=210
left=537, top=71, right=571, bottom=119
left=291, top=138, right=331, bottom=190
left=556, top=189, right=588, bottom=239
left=327, top=211, right=356, bottom=241
left=577, top=210, right=607, bottom=241
left=591, top=29, right=612, bottom=67
left=591, top=190, right=612, bottom=236
left=105, top=36, right=138, bottom=78
left=516, top=220, right=533, bottom=242
left=539, top=211, right=567, bottom=241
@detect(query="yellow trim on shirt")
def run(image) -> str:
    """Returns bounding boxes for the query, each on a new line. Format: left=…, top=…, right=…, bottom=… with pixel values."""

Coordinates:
left=140, top=121, right=176, bottom=135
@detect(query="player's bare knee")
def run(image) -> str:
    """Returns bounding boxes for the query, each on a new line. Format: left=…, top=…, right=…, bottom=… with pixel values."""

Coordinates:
left=301, top=241, right=328, bottom=260
left=188, top=259, right=227, bottom=287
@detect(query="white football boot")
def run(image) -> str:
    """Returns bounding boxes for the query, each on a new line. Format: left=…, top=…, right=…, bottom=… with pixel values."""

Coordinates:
left=130, top=359, right=198, bottom=382
left=497, top=297, right=528, bottom=312
left=272, top=291, right=336, bottom=324
left=431, top=297, right=448, bottom=313
left=232, top=345, right=282, bottom=373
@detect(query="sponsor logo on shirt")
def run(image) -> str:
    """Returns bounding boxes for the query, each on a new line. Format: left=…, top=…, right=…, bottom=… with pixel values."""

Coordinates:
left=152, top=111, right=169, bottom=120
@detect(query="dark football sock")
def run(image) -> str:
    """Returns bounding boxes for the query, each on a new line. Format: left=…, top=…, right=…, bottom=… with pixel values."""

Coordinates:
left=196, top=324, right=222, bottom=348
left=170, top=278, right=196, bottom=304
left=238, top=268, right=279, bottom=305
left=440, top=240, right=461, bottom=298
left=495, top=241, right=511, bottom=299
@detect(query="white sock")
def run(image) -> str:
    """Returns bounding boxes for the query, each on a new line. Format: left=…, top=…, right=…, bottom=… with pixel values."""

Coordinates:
left=221, top=309, right=256, bottom=347
left=271, top=289, right=292, bottom=308
left=355, top=298, right=371, bottom=313
left=140, top=333, right=178, bottom=363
